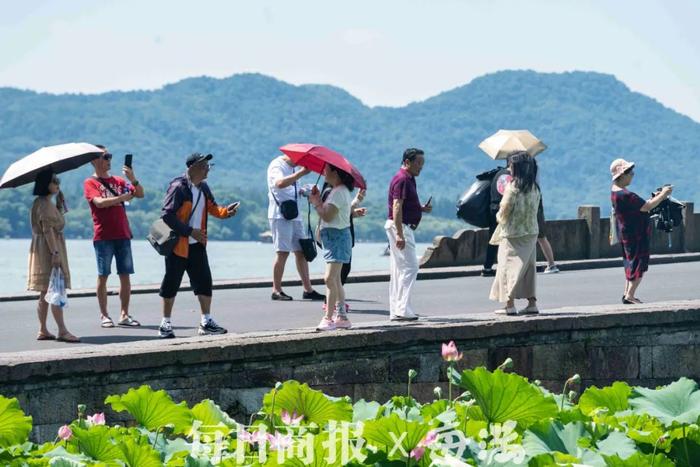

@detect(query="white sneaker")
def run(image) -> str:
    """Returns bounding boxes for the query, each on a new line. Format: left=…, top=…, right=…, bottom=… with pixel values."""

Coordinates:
left=543, top=265, right=560, bottom=274
left=518, top=305, right=540, bottom=315
left=316, top=317, right=336, bottom=331
left=495, top=307, right=518, bottom=316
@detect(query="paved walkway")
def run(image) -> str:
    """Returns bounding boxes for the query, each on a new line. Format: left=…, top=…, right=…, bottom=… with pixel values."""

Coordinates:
left=1, top=261, right=699, bottom=353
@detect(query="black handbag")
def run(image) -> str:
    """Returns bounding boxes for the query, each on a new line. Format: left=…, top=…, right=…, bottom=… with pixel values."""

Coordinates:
left=271, top=180, right=299, bottom=220
left=147, top=190, right=202, bottom=256
left=298, top=199, right=317, bottom=262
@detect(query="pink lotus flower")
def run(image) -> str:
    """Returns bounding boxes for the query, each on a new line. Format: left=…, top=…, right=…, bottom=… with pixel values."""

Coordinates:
left=237, top=426, right=254, bottom=443
left=281, top=410, right=304, bottom=425
left=57, top=425, right=73, bottom=440
left=420, top=429, right=439, bottom=447
left=410, top=445, right=426, bottom=460
left=251, top=430, right=270, bottom=445
left=267, top=431, right=293, bottom=451
left=86, top=413, right=106, bottom=426
left=441, top=341, right=463, bottom=362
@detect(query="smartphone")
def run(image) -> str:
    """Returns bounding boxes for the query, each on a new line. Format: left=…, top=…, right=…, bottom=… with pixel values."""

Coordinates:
left=124, top=154, right=133, bottom=169
left=426, top=196, right=433, bottom=205
left=230, top=201, right=241, bottom=210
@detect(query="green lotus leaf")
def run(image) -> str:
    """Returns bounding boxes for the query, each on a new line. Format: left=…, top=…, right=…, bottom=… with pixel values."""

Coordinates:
left=105, top=385, right=193, bottom=434
left=613, top=413, right=665, bottom=446
left=629, top=377, right=700, bottom=427
left=419, top=400, right=449, bottom=422
left=522, top=420, right=603, bottom=466
left=579, top=382, right=631, bottom=416
left=191, top=400, right=236, bottom=428
left=603, top=452, right=675, bottom=467
left=0, top=395, right=32, bottom=448
left=71, top=425, right=122, bottom=463
left=455, top=367, right=558, bottom=428
left=264, top=431, right=343, bottom=467
left=118, top=437, right=162, bottom=467
left=262, top=381, right=352, bottom=426
left=596, top=431, right=637, bottom=460
left=352, top=399, right=381, bottom=423
left=361, top=412, right=432, bottom=462
left=49, top=457, right=91, bottom=467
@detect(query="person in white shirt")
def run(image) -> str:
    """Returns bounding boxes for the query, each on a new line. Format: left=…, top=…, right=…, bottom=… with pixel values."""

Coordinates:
left=309, top=163, right=356, bottom=331
left=267, top=155, right=325, bottom=301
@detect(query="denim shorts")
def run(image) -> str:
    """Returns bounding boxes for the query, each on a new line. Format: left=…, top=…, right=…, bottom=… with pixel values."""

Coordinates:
left=320, top=227, right=352, bottom=264
left=93, top=239, right=135, bottom=276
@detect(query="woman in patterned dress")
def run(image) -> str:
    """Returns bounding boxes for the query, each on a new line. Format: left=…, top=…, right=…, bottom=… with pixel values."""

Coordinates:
left=610, top=159, right=673, bottom=304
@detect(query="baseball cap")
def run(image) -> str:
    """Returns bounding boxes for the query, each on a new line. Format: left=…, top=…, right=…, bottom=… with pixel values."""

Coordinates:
left=186, top=152, right=213, bottom=167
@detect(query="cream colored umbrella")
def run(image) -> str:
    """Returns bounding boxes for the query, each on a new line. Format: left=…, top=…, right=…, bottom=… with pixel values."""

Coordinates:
left=478, top=129, right=547, bottom=160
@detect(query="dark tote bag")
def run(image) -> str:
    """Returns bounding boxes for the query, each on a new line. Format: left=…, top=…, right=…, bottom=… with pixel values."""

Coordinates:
left=147, top=190, right=202, bottom=256
left=298, top=199, right=317, bottom=262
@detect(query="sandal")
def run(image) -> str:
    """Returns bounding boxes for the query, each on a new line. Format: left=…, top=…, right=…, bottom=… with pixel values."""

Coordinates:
left=118, top=315, right=141, bottom=327
left=57, top=333, right=81, bottom=343
left=101, top=316, right=115, bottom=328
left=37, top=332, right=56, bottom=341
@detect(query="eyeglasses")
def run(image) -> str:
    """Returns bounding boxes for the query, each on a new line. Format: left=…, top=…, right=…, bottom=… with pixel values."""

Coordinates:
left=101, top=153, right=113, bottom=161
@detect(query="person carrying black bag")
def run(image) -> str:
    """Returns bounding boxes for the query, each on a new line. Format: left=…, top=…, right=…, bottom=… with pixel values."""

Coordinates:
left=156, top=153, right=239, bottom=339
left=482, top=165, right=511, bottom=276
left=267, top=153, right=325, bottom=302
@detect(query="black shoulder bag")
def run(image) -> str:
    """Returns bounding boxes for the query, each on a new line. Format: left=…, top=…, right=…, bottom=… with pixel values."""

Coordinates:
left=270, top=179, right=299, bottom=220
left=298, top=199, right=318, bottom=262
left=147, top=189, right=202, bottom=256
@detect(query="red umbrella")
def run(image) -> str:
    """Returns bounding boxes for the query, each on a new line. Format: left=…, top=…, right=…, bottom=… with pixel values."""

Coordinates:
left=279, top=143, right=367, bottom=189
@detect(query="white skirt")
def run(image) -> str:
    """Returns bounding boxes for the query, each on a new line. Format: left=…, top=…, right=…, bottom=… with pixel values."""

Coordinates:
left=489, top=234, right=537, bottom=302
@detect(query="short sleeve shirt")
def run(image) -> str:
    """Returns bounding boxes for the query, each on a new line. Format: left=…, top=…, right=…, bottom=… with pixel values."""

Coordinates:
left=387, top=168, right=422, bottom=226
left=320, top=185, right=352, bottom=230
left=83, top=176, right=133, bottom=241
left=267, top=156, right=299, bottom=220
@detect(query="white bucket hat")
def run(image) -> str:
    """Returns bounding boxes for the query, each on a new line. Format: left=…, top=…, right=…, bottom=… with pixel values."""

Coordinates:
left=610, top=158, right=635, bottom=181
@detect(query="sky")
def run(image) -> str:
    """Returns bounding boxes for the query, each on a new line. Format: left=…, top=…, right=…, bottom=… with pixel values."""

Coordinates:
left=1, top=0, right=699, bottom=122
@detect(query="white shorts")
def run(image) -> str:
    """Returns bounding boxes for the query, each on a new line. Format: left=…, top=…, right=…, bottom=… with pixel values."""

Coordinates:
left=269, top=218, right=307, bottom=252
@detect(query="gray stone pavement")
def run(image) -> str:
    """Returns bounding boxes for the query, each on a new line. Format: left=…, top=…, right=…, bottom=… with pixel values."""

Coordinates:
left=1, top=261, right=699, bottom=353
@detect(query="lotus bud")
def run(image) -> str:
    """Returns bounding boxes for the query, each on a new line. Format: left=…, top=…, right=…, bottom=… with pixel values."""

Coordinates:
left=433, top=387, right=443, bottom=399
left=533, top=379, right=542, bottom=386
left=566, top=374, right=581, bottom=385
left=77, top=404, right=87, bottom=418
left=275, top=382, right=283, bottom=390
left=408, top=369, right=418, bottom=381
left=568, top=390, right=578, bottom=401
left=57, top=425, right=73, bottom=441
left=441, top=341, right=463, bottom=362
left=497, top=358, right=514, bottom=371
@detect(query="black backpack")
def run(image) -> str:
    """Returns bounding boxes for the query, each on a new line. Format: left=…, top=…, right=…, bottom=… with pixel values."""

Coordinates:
left=456, top=167, right=504, bottom=228
left=650, top=195, right=684, bottom=233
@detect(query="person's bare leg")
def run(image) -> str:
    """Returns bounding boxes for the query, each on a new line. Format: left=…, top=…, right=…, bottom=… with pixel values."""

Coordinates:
left=272, top=252, right=289, bottom=293
left=626, top=278, right=643, bottom=301
left=506, top=298, right=515, bottom=309
left=96, top=275, right=109, bottom=318
left=162, top=297, right=175, bottom=319
left=198, top=295, right=212, bottom=315
left=295, top=251, right=313, bottom=293
left=118, top=274, right=131, bottom=320
left=324, top=264, right=338, bottom=319
left=37, top=292, right=53, bottom=337
left=51, top=304, right=76, bottom=339
left=538, top=237, right=556, bottom=266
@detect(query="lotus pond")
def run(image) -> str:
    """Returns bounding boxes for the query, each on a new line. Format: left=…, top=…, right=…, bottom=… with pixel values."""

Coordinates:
left=1, top=342, right=699, bottom=466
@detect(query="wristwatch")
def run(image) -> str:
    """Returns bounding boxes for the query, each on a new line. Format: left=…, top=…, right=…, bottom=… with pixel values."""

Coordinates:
left=132, top=180, right=140, bottom=187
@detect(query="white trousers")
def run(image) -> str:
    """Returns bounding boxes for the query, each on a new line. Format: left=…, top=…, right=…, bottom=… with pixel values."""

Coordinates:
left=385, top=220, right=418, bottom=317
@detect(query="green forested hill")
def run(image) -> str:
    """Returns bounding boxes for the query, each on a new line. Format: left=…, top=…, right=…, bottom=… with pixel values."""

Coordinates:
left=1, top=70, right=698, bottom=241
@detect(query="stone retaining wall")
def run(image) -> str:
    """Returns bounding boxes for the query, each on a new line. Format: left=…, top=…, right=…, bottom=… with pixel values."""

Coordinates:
left=1, top=300, right=700, bottom=442
left=420, top=202, right=698, bottom=268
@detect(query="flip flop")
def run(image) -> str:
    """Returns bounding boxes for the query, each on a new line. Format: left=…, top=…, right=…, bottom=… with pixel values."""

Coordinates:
left=37, top=332, right=56, bottom=341
left=101, top=316, right=115, bottom=328
left=56, top=334, right=81, bottom=343
left=118, top=315, right=141, bottom=327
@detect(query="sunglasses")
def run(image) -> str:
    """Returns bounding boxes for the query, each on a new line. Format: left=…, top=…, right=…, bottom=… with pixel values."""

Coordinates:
left=100, top=153, right=113, bottom=161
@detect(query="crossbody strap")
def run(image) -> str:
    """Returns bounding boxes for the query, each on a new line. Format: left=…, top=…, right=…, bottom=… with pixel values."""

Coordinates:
left=270, top=169, right=298, bottom=206
left=187, top=188, right=203, bottom=226
left=93, top=176, right=124, bottom=206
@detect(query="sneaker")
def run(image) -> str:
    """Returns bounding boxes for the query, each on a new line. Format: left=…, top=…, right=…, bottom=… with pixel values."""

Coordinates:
left=333, top=314, right=352, bottom=329
left=390, top=314, right=419, bottom=321
left=316, top=317, right=336, bottom=331
left=271, top=291, right=293, bottom=301
left=480, top=268, right=496, bottom=277
left=303, top=290, right=326, bottom=301
left=518, top=305, right=540, bottom=315
left=494, top=307, right=517, bottom=316
left=543, top=265, right=560, bottom=274
left=198, top=318, right=228, bottom=336
left=158, top=322, right=175, bottom=339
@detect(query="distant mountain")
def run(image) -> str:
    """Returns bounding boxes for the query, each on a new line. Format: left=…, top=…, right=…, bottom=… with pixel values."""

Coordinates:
left=1, top=70, right=698, bottom=241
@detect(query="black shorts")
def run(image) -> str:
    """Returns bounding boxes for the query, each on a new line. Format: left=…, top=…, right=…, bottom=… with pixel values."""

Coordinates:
left=159, top=243, right=213, bottom=298
left=537, top=199, right=546, bottom=239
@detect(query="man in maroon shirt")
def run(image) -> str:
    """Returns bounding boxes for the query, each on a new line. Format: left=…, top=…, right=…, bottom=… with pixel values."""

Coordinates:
left=385, top=148, right=432, bottom=321
left=83, top=146, right=145, bottom=328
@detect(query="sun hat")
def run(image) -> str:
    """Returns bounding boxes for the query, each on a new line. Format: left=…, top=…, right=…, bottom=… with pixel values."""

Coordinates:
left=610, top=158, right=635, bottom=181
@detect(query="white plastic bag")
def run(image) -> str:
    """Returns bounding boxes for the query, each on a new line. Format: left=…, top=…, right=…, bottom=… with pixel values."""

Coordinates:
left=45, top=267, right=68, bottom=307
left=609, top=207, right=620, bottom=246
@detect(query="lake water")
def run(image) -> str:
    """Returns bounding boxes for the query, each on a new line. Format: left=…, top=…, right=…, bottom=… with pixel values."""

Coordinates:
left=0, top=239, right=431, bottom=295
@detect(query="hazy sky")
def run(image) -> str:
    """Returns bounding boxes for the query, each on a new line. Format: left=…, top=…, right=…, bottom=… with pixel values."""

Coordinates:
left=1, top=0, right=699, bottom=121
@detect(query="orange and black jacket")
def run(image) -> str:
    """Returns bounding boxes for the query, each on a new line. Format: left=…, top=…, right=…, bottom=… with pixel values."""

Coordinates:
left=161, top=175, right=229, bottom=258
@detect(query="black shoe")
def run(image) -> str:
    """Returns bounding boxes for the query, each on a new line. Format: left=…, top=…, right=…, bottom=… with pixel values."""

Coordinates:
left=271, top=291, right=293, bottom=301
left=481, top=268, right=496, bottom=277
left=303, top=290, right=326, bottom=301
left=198, top=318, right=228, bottom=335
left=158, top=322, right=175, bottom=339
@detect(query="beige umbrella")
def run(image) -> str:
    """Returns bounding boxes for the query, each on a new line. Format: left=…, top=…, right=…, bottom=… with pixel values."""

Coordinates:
left=478, top=129, right=547, bottom=160
left=0, top=142, right=103, bottom=189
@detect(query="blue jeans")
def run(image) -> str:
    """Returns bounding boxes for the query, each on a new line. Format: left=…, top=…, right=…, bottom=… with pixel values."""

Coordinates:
left=93, top=239, right=135, bottom=276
